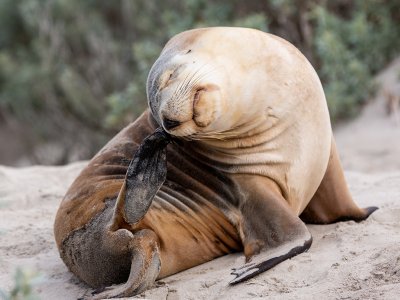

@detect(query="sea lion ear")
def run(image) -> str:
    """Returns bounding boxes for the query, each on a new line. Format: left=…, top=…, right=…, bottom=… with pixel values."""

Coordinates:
left=193, top=84, right=220, bottom=128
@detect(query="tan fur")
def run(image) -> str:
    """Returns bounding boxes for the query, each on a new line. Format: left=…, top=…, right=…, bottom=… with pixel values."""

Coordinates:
left=152, top=28, right=332, bottom=214
left=300, top=139, right=370, bottom=223
left=54, top=28, right=376, bottom=299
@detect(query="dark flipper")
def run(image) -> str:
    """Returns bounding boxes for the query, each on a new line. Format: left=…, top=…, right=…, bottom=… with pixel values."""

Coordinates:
left=124, top=127, right=170, bottom=224
left=230, top=237, right=312, bottom=284
left=83, top=128, right=169, bottom=299
left=89, top=229, right=161, bottom=300
left=230, top=175, right=312, bottom=285
left=111, top=127, right=170, bottom=228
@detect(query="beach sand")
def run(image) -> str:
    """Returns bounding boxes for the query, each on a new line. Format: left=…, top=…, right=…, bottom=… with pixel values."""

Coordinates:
left=1, top=59, right=399, bottom=300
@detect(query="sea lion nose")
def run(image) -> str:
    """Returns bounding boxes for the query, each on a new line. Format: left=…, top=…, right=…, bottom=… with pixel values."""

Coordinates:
left=163, top=118, right=181, bottom=130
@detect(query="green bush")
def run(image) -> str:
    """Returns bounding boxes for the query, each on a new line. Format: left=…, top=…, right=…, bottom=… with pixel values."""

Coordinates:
left=312, top=0, right=400, bottom=119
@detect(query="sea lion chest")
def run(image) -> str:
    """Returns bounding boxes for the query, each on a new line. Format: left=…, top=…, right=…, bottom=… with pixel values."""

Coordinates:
left=186, top=99, right=332, bottom=216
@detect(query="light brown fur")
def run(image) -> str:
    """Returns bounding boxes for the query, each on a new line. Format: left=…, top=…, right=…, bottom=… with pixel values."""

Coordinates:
left=54, top=28, right=377, bottom=299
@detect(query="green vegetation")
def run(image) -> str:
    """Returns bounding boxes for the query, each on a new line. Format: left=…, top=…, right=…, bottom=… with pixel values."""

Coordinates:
left=0, top=268, right=42, bottom=300
left=312, top=0, right=400, bottom=119
left=0, top=0, right=399, bottom=164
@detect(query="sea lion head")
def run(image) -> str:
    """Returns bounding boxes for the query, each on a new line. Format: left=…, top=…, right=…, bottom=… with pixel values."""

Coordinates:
left=146, top=27, right=318, bottom=141
left=146, top=29, right=251, bottom=139
left=147, top=53, right=225, bottom=138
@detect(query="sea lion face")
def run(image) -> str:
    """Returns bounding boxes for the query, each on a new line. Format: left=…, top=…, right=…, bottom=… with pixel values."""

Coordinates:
left=147, top=49, right=233, bottom=138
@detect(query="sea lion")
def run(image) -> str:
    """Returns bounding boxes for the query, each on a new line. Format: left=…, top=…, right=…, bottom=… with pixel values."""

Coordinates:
left=54, top=27, right=377, bottom=299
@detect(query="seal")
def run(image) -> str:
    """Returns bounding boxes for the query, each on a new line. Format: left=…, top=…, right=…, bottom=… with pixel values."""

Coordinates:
left=54, top=27, right=377, bottom=299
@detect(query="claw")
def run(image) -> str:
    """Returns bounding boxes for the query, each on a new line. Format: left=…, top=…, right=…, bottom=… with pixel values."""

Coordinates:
left=229, top=237, right=312, bottom=285
left=230, top=266, right=260, bottom=285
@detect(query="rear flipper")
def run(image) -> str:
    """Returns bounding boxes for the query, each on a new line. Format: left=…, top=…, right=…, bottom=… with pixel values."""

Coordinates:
left=87, top=128, right=170, bottom=299
left=300, top=137, right=378, bottom=224
left=111, top=127, right=170, bottom=228
left=230, top=175, right=312, bottom=285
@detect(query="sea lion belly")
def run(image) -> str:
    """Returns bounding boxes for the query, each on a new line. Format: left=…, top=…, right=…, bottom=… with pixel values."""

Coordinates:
left=141, top=186, right=241, bottom=278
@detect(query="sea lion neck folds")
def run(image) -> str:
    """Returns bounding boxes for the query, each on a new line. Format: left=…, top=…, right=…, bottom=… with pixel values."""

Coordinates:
left=54, top=27, right=377, bottom=299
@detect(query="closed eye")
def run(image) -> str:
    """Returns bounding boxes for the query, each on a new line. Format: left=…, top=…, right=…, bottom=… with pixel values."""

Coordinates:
left=159, top=70, right=176, bottom=90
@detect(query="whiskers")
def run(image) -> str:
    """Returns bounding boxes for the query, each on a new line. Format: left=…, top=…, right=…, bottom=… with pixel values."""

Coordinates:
left=169, top=63, right=221, bottom=110
left=187, top=126, right=245, bottom=141
left=185, top=117, right=269, bottom=141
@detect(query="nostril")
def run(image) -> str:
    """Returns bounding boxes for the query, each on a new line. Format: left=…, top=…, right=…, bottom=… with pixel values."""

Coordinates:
left=163, top=118, right=181, bottom=130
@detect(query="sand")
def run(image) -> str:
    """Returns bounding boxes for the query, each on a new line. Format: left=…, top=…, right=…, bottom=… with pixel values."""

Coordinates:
left=1, top=59, right=399, bottom=299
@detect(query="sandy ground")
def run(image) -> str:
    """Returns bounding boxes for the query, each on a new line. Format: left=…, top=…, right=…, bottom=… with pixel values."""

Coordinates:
left=1, top=59, right=399, bottom=300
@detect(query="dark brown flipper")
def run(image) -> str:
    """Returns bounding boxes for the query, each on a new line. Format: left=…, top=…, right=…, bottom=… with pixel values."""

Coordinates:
left=230, top=238, right=312, bottom=284
left=110, top=128, right=170, bottom=229
left=90, top=229, right=161, bottom=299
left=229, top=175, right=312, bottom=285
left=124, top=128, right=170, bottom=223
left=300, top=138, right=378, bottom=224
left=87, top=128, right=170, bottom=299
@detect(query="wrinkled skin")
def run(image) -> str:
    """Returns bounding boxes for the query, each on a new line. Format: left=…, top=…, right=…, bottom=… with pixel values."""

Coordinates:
left=54, top=28, right=377, bottom=299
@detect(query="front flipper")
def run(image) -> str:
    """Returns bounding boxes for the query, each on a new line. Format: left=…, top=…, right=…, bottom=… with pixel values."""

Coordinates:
left=230, top=175, right=312, bottom=285
left=230, top=235, right=312, bottom=284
